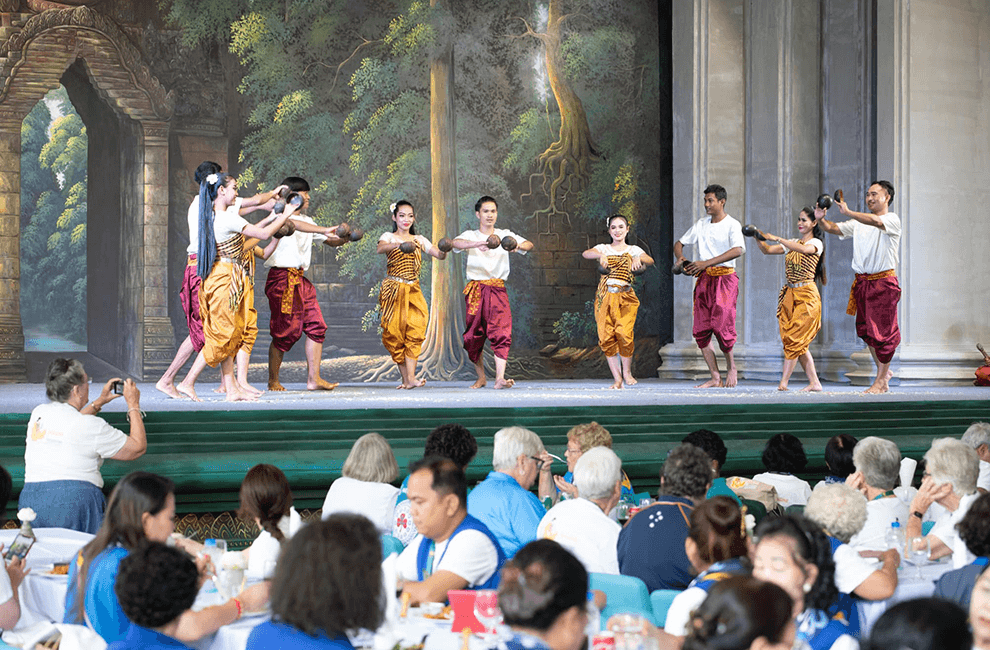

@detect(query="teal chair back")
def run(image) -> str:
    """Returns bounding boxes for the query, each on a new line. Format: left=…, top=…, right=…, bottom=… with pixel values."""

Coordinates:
left=381, top=534, right=405, bottom=559
left=649, top=589, right=681, bottom=627
left=589, top=573, right=657, bottom=628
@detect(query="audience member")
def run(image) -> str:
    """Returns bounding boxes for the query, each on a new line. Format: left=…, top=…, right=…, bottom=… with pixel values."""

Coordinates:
left=20, top=358, right=147, bottom=533
left=845, top=436, right=908, bottom=550
left=617, top=443, right=711, bottom=591
left=537, top=447, right=622, bottom=573
left=862, top=597, right=971, bottom=650
left=961, top=422, right=990, bottom=492
left=498, top=540, right=588, bottom=650
left=322, top=433, right=400, bottom=534
left=247, top=514, right=383, bottom=649
left=397, top=457, right=505, bottom=604
left=0, top=465, right=25, bottom=631
left=681, top=576, right=795, bottom=650
left=752, top=433, right=812, bottom=507
left=108, top=542, right=201, bottom=650
left=972, top=564, right=990, bottom=650
left=682, top=428, right=742, bottom=505
left=819, top=434, right=858, bottom=486
left=906, top=437, right=980, bottom=567
left=468, top=427, right=551, bottom=557
left=546, top=422, right=633, bottom=503
left=934, top=492, right=990, bottom=608
left=239, top=463, right=300, bottom=578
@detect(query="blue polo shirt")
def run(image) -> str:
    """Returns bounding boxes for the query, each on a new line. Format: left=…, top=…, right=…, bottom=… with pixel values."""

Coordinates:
left=107, top=624, right=192, bottom=650
left=467, top=471, right=546, bottom=558
left=247, top=621, right=355, bottom=649
left=64, top=545, right=131, bottom=643
left=616, top=495, right=695, bottom=591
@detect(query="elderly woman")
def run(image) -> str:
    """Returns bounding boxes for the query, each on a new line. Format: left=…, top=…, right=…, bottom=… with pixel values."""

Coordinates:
left=863, top=598, right=971, bottom=650
left=819, top=434, right=858, bottom=486
left=934, top=492, right=990, bottom=608
left=247, top=514, right=383, bottom=649
left=682, top=577, right=795, bottom=650
left=752, top=433, right=812, bottom=507
left=546, top=422, right=633, bottom=503
left=20, top=358, right=146, bottom=533
left=961, top=422, right=990, bottom=492
left=843, top=437, right=908, bottom=550
left=498, top=540, right=589, bottom=650
left=537, top=447, right=623, bottom=573
left=906, top=437, right=980, bottom=567
left=321, top=433, right=400, bottom=534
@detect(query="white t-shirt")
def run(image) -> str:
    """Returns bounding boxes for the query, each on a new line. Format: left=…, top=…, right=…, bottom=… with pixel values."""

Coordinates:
left=396, top=528, right=500, bottom=588
left=213, top=200, right=249, bottom=243
left=247, top=507, right=301, bottom=579
left=321, top=476, right=400, bottom=535
left=930, top=491, right=980, bottom=569
left=848, top=496, right=909, bottom=552
left=24, top=402, right=128, bottom=487
left=453, top=228, right=529, bottom=281
left=265, top=216, right=327, bottom=271
left=788, top=238, right=824, bottom=256
left=977, top=460, right=990, bottom=493
left=187, top=195, right=200, bottom=255
left=751, top=473, right=812, bottom=507
left=664, top=587, right=706, bottom=635
left=676, top=215, right=746, bottom=269
left=593, top=244, right=646, bottom=286
left=833, top=541, right=880, bottom=594
left=836, top=213, right=901, bottom=274
left=537, top=498, right=621, bottom=574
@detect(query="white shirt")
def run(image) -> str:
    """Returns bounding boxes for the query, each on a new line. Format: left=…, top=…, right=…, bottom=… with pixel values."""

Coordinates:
left=537, top=498, right=621, bottom=574
left=593, top=244, right=646, bottom=286
left=213, top=199, right=248, bottom=242
left=24, top=402, right=128, bottom=487
left=676, top=215, right=746, bottom=269
left=849, top=495, right=909, bottom=552
left=751, top=473, right=812, bottom=507
left=396, top=528, right=500, bottom=588
left=977, top=460, right=990, bottom=493
left=321, top=476, right=400, bottom=535
left=247, top=507, right=301, bottom=579
left=454, top=228, right=529, bottom=281
left=833, top=541, right=880, bottom=594
left=186, top=196, right=200, bottom=255
left=265, top=216, right=327, bottom=271
left=836, top=213, right=901, bottom=274
left=788, top=237, right=824, bottom=255
left=664, top=587, right=706, bottom=635
left=930, top=492, right=980, bottom=569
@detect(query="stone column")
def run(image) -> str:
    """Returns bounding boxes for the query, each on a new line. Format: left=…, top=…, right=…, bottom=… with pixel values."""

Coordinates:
left=0, top=120, right=26, bottom=381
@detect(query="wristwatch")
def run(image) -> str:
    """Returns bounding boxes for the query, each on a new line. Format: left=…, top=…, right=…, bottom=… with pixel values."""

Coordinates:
left=912, top=510, right=925, bottom=519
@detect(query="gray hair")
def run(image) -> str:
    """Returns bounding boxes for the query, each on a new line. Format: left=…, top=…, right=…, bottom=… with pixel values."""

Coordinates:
left=961, top=423, right=990, bottom=450
left=805, top=482, right=867, bottom=544
left=573, top=447, right=622, bottom=501
left=492, top=427, right=544, bottom=471
left=852, top=437, right=902, bottom=491
left=661, top=444, right=712, bottom=499
left=45, top=358, right=86, bottom=403
left=341, top=433, right=399, bottom=483
left=925, top=438, right=979, bottom=496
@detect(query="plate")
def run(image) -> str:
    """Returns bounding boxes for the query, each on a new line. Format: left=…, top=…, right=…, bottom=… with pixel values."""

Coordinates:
left=33, top=564, right=70, bottom=578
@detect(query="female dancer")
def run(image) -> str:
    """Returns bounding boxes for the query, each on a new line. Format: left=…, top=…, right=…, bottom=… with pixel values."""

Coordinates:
left=754, top=207, right=826, bottom=391
left=582, top=215, right=653, bottom=389
left=376, top=201, right=446, bottom=389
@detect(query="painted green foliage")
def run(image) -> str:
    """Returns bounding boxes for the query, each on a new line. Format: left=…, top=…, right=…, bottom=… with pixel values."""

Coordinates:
left=20, top=87, right=88, bottom=344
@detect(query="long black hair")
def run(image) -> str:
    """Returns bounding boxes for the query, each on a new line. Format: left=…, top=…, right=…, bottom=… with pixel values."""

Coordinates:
left=196, top=172, right=229, bottom=279
left=801, top=206, right=827, bottom=285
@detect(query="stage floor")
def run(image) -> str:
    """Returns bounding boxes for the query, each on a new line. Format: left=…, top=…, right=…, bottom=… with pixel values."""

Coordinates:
left=0, top=378, right=985, bottom=414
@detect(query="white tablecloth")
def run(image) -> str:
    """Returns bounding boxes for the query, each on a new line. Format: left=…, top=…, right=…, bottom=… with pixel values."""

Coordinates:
left=857, top=560, right=954, bottom=636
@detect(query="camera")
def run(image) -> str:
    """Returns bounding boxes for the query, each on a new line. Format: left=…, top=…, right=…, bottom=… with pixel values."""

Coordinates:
left=112, top=380, right=124, bottom=395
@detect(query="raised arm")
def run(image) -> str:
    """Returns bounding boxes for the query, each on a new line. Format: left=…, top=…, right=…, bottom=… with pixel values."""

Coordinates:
left=515, top=239, right=534, bottom=253
left=754, top=236, right=785, bottom=255
left=240, top=203, right=295, bottom=241
left=240, top=185, right=287, bottom=210
left=583, top=247, right=604, bottom=260
left=837, top=199, right=887, bottom=230
left=452, top=237, right=489, bottom=250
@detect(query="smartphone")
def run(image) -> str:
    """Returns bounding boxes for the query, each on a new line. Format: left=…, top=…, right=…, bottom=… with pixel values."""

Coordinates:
left=112, top=380, right=124, bottom=395
left=4, top=532, right=35, bottom=561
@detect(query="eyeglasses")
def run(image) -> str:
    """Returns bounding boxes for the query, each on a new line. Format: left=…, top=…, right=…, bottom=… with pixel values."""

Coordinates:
left=529, top=456, right=546, bottom=471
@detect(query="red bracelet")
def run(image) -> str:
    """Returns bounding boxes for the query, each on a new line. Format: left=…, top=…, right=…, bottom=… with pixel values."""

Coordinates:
left=232, top=597, right=243, bottom=620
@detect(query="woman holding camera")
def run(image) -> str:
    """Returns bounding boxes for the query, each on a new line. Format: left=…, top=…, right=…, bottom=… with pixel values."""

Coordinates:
left=19, top=358, right=146, bottom=534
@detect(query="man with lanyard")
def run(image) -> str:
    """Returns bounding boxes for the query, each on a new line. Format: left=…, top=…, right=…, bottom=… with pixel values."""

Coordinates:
left=396, top=457, right=505, bottom=605
left=818, top=180, right=902, bottom=394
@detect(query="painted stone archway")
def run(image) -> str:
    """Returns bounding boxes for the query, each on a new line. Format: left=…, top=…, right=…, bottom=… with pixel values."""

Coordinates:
left=0, top=4, right=175, bottom=381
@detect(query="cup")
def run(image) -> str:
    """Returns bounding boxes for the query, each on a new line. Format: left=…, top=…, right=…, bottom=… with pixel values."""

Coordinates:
left=448, top=590, right=485, bottom=633
left=217, top=551, right=246, bottom=600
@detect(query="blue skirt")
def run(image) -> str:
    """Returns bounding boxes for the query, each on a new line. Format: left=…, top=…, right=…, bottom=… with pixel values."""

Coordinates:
left=19, top=480, right=106, bottom=534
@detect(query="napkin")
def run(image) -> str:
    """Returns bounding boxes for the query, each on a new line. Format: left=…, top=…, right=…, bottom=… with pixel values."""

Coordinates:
left=900, top=457, right=918, bottom=490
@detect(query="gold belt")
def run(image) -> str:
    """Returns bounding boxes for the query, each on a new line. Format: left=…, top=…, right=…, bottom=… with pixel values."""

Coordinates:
left=847, top=269, right=896, bottom=315
left=787, top=280, right=814, bottom=289
left=606, top=285, right=634, bottom=294
left=705, top=266, right=734, bottom=277
left=386, top=275, right=417, bottom=285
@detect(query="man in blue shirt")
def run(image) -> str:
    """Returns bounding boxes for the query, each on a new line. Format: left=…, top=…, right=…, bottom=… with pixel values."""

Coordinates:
left=468, top=426, right=553, bottom=558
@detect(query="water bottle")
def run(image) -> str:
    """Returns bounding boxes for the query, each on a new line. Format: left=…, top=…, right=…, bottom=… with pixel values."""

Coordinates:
left=885, top=521, right=904, bottom=553
left=202, top=539, right=222, bottom=593
left=586, top=591, right=601, bottom=638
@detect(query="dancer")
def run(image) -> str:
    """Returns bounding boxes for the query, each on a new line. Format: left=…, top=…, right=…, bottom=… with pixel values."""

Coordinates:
left=752, top=207, right=826, bottom=391
left=673, top=184, right=746, bottom=388
left=818, top=181, right=901, bottom=394
left=178, top=173, right=294, bottom=402
left=975, top=344, right=990, bottom=386
left=376, top=200, right=447, bottom=389
left=582, top=215, right=653, bottom=389
left=264, top=176, right=348, bottom=392
left=452, top=196, right=533, bottom=389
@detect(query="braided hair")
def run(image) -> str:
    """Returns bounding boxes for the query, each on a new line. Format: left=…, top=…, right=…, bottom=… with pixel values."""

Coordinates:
left=238, top=464, right=293, bottom=542
left=196, top=172, right=229, bottom=280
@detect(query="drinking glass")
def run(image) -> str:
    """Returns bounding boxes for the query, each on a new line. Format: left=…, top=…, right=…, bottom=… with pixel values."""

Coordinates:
left=473, top=589, right=503, bottom=635
left=906, top=536, right=930, bottom=579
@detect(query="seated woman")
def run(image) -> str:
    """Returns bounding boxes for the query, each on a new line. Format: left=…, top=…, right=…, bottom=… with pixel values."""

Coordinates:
left=498, top=540, right=588, bottom=650
left=863, top=597, right=970, bottom=650
left=935, top=492, right=990, bottom=608
left=845, top=437, right=908, bottom=551
left=817, top=434, right=858, bottom=487
left=545, top=422, right=634, bottom=504
left=247, top=514, right=383, bottom=649
left=682, top=576, right=795, bottom=650
left=752, top=433, right=812, bottom=507
left=322, top=433, right=399, bottom=534
left=64, top=471, right=268, bottom=644
left=239, top=463, right=300, bottom=578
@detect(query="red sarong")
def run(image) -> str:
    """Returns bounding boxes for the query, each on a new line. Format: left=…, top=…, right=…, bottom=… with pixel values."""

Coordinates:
left=975, top=365, right=990, bottom=387
left=179, top=255, right=204, bottom=352
left=852, top=274, right=901, bottom=364
left=463, top=280, right=512, bottom=362
left=693, top=269, right=738, bottom=352
left=265, top=267, right=327, bottom=352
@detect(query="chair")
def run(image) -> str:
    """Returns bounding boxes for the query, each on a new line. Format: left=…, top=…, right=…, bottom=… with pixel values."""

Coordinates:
left=786, top=504, right=805, bottom=514
left=739, top=498, right=767, bottom=524
left=381, top=534, right=405, bottom=559
left=650, top=589, right=681, bottom=627
left=589, top=573, right=657, bottom=628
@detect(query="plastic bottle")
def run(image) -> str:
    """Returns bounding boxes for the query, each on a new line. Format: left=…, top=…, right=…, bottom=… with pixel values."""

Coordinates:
left=586, top=591, right=601, bottom=640
left=202, top=539, right=221, bottom=593
left=885, top=521, right=905, bottom=552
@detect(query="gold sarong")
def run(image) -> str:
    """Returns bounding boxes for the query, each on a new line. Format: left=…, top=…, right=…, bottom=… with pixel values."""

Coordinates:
left=464, top=279, right=505, bottom=317
left=705, top=266, right=735, bottom=277
left=280, top=268, right=304, bottom=315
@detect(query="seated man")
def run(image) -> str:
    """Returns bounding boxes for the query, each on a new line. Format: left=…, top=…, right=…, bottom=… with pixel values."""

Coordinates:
left=907, top=437, right=981, bottom=568
left=537, top=447, right=623, bottom=574
left=681, top=428, right=741, bottom=505
left=960, top=422, right=990, bottom=493
left=617, top=444, right=711, bottom=591
left=846, top=437, right=909, bottom=551
left=108, top=542, right=201, bottom=650
left=397, top=457, right=505, bottom=605
left=467, top=427, right=551, bottom=558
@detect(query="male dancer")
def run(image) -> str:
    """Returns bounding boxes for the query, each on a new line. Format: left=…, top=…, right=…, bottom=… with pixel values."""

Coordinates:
left=452, top=196, right=533, bottom=389
left=264, top=176, right=348, bottom=391
left=818, top=181, right=901, bottom=394
left=673, top=184, right=746, bottom=388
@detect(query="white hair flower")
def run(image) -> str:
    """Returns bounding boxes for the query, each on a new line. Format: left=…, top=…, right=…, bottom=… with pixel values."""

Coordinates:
left=17, top=508, right=36, bottom=522
left=206, top=173, right=219, bottom=185
left=389, top=202, right=397, bottom=214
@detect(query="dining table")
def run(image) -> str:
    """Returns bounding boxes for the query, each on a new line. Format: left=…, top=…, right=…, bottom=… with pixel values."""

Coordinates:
left=856, top=557, right=955, bottom=636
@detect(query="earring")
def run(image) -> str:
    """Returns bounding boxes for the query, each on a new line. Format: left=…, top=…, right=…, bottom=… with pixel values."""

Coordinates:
left=802, top=583, right=812, bottom=594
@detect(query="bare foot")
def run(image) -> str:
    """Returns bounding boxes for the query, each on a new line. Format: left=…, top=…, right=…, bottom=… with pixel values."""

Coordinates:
left=268, top=380, right=286, bottom=392
left=470, top=378, right=487, bottom=389
left=241, top=382, right=264, bottom=397
left=725, top=368, right=738, bottom=388
left=308, top=378, right=337, bottom=391
left=696, top=377, right=721, bottom=388
left=609, top=380, right=623, bottom=390
left=176, top=383, right=201, bottom=402
left=864, top=380, right=889, bottom=394
left=155, top=379, right=182, bottom=399
left=494, top=378, right=515, bottom=390
left=778, top=384, right=789, bottom=391
left=396, top=383, right=407, bottom=390
left=623, top=376, right=638, bottom=386
left=225, top=387, right=258, bottom=402
left=214, top=385, right=226, bottom=394
left=801, top=383, right=823, bottom=392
